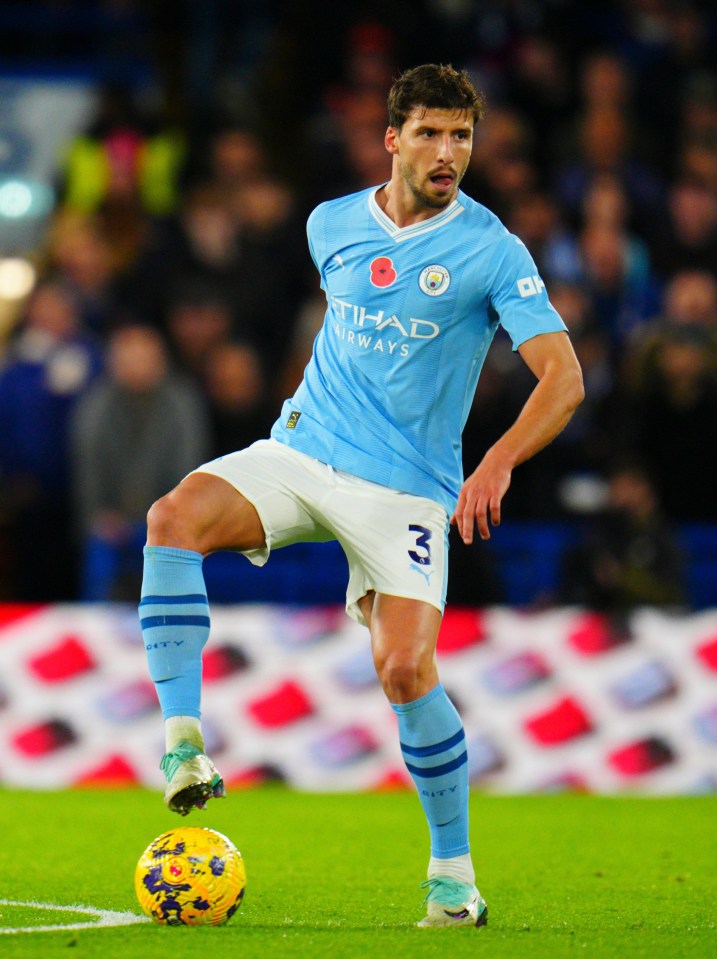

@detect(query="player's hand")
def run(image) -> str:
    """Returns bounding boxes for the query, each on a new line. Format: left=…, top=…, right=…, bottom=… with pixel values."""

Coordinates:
left=451, top=454, right=512, bottom=543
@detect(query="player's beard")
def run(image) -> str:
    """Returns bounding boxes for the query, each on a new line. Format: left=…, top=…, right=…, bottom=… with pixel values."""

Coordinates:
left=399, top=158, right=463, bottom=210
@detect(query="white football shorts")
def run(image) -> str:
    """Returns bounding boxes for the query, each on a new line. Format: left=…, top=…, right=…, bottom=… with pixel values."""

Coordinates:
left=193, top=439, right=449, bottom=626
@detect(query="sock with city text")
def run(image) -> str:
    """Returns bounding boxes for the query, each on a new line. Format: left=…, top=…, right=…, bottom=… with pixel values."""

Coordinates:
left=391, top=683, right=471, bottom=861
left=139, top=546, right=210, bottom=722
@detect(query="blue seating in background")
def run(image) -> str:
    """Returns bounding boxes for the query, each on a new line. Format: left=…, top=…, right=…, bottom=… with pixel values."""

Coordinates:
left=80, top=521, right=717, bottom=609
left=678, top=525, right=717, bottom=611
left=477, top=522, right=581, bottom=607
left=204, top=541, right=349, bottom=606
left=201, top=521, right=716, bottom=610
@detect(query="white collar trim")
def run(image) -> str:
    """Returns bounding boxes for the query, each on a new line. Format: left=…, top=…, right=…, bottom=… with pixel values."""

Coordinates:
left=369, top=186, right=464, bottom=242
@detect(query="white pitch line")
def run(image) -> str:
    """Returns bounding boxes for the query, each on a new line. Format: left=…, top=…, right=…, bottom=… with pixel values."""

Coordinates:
left=0, top=899, right=150, bottom=934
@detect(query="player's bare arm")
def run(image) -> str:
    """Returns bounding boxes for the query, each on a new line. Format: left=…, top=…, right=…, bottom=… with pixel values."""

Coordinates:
left=452, top=331, right=584, bottom=543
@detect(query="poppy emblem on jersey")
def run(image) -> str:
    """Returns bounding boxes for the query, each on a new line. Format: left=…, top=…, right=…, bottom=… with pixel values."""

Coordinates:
left=419, top=264, right=451, bottom=296
left=369, top=256, right=397, bottom=288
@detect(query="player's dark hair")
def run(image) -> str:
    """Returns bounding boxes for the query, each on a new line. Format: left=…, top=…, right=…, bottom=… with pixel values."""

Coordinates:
left=387, top=63, right=486, bottom=129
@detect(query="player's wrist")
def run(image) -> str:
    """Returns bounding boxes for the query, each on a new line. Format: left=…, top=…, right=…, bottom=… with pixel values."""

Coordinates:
left=481, top=443, right=517, bottom=474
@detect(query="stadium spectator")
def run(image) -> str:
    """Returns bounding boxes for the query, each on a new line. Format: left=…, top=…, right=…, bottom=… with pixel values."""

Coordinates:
left=579, top=51, right=632, bottom=112
left=635, top=3, right=714, bottom=175
left=58, top=82, right=185, bottom=218
left=203, top=340, right=275, bottom=458
left=581, top=173, right=632, bottom=233
left=624, top=270, right=717, bottom=385
left=335, top=90, right=395, bottom=193
left=226, top=174, right=311, bottom=373
left=71, top=324, right=208, bottom=599
left=559, top=462, right=686, bottom=612
left=676, top=136, right=717, bottom=194
left=649, top=179, right=717, bottom=279
left=0, top=281, right=103, bottom=599
left=124, top=181, right=242, bottom=328
left=126, top=170, right=307, bottom=374
left=303, top=20, right=397, bottom=201
left=182, top=123, right=267, bottom=195
left=506, top=33, right=574, bottom=178
left=462, top=106, right=537, bottom=221
left=507, top=191, right=581, bottom=283
left=43, top=210, right=126, bottom=337
left=623, top=324, right=717, bottom=522
left=536, top=283, right=619, bottom=496
left=681, top=72, right=717, bottom=150
left=162, top=282, right=234, bottom=387
left=577, top=221, right=661, bottom=354
left=662, top=268, right=717, bottom=331
left=554, top=105, right=664, bottom=235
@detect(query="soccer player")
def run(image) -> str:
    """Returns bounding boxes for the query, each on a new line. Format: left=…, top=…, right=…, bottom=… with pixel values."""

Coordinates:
left=139, top=64, right=584, bottom=928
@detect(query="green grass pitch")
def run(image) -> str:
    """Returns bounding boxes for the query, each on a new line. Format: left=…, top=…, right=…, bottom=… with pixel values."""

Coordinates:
left=0, top=787, right=715, bottom=958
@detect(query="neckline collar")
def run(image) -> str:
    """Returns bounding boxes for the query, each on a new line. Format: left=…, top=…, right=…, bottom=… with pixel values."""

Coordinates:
left=368, top=185, right=464, bottom=242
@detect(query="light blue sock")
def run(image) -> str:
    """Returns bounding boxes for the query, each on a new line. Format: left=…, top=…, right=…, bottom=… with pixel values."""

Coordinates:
left=139, top=545, right=210, bottom=720
left=391, top=684, right=470, bottom=858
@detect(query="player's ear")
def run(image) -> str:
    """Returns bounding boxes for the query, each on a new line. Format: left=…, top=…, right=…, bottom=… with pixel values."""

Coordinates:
left=385, top=126, right=400, bottom=155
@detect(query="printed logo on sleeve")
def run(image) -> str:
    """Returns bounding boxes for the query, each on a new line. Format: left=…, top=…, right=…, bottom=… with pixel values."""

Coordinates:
left=517, top=275, right=546, bottom=297
left=286, top=410, right=302, bottom=429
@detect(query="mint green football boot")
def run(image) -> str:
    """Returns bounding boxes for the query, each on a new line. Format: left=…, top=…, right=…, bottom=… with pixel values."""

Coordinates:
left=160, top=739, right=225, bottom=816
left=418, top=877, right=488, bottom=928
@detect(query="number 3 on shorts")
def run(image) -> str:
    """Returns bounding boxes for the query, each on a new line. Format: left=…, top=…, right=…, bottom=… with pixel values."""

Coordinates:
left=408, top=524, right=432, bottom=566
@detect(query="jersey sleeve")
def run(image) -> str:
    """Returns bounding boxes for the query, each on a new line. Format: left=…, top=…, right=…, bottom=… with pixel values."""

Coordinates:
left=306, top=203, right=328, bottom=290
left=487, top=231, right=567, bottom=350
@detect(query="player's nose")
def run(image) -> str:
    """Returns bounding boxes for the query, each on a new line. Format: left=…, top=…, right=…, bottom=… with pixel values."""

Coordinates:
left=435, top=134, right=455, bottom=162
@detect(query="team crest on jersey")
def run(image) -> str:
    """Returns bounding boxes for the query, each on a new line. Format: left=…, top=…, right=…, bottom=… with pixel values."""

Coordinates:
left=419, top=264, right=451, bottom=296
left=369, top=256, right=397, bottom=288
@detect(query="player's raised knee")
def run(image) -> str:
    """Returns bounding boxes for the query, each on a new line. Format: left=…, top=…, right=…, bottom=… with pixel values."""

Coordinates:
left=146, top=488, right=201, bottom=550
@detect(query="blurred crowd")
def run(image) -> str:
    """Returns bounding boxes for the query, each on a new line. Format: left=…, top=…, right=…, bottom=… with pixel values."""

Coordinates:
left=0, top=0, right=716, bottom=607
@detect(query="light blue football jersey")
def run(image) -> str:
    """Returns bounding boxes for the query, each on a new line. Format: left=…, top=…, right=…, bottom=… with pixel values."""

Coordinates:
left=271, top=185, right=567, bottom=514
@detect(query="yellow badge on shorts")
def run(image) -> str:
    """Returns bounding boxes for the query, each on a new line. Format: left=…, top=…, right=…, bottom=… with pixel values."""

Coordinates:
left=286, top=410, right=302, bottom=429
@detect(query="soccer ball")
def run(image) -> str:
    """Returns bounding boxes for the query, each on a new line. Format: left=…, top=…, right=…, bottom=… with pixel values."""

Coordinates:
left=135, top=826, right=246, bottom=925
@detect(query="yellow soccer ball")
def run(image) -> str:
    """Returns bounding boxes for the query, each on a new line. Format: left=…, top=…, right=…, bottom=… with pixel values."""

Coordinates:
left=135, top=826, right=246, bottom=925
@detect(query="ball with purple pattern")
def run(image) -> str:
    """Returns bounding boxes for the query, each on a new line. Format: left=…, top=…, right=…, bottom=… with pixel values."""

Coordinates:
left=135, top=826, right=246, bottom=925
